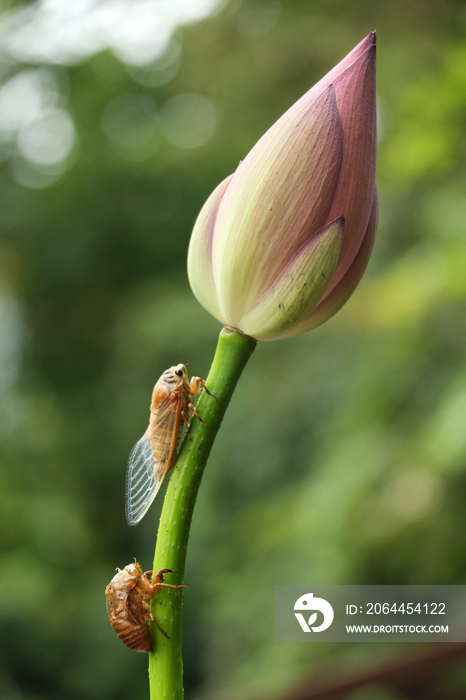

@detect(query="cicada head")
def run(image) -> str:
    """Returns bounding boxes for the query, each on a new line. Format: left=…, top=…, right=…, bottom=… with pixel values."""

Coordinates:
left=124, top=561, right=143, bottom=579
left=171, top=363, right=189, bottom=390
left=107, top=561, right=142, bottom=591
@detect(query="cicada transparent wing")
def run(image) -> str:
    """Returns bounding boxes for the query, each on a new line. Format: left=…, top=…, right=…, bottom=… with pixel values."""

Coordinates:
left=125, top=397, right=181, bottom=526
left=125, top=436, right=160, bottom=526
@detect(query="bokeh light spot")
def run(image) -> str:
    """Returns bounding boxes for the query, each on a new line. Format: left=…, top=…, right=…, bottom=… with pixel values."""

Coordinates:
left=102, top=93, right=161, bottom=159
left=230, top=0, right=281, bottom=37
left=125, top=38, right=181, bottom=87
left=18, top=108, right=75, bottom=166
left=160, top=93, right=217, bottom=149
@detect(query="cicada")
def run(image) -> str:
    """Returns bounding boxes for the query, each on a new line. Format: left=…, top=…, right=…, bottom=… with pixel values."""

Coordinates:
left=105, top=561, right=186, bottom=652
left=125, top=364, right=215, bottom=526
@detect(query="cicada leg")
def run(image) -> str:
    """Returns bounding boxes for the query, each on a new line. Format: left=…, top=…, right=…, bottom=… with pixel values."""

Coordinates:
left=146, top=570, right=187, bottom=639
left=148, top=569, right=187, bottom=596
left=142, top=601, right=170, bottom=639
left=148, top=581, right=187, bottom=597
left=188, top=377, right=217, bottom=401
left=188, top=402, right=209, bottom=428
left=149, top=612, right=170, bottom=639
left=186, top=377, right=217, bottom=429
left=181, top=408, right=192, bottom=437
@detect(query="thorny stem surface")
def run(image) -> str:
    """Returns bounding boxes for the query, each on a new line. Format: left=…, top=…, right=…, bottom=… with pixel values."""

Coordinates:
left=148, top=329, right=257, bottom=700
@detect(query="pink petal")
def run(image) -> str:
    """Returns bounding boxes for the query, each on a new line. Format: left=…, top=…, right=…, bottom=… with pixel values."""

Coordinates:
left=324, top=34, right=377, bottom=293
left=313, top=32, right=376, bottom=94
left=213, top=85, right=343, bottom=325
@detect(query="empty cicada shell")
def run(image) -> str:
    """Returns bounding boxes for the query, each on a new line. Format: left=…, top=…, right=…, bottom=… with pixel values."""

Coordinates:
left=105, top=561, right=186, bottom=652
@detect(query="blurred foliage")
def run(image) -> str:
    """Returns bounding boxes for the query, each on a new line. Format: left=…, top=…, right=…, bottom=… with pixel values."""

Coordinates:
left=1, top=0, right=466, bottom=699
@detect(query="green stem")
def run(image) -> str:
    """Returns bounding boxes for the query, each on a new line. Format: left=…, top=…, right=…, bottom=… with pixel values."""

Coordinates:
left=148, top=328, right=256, bottom=700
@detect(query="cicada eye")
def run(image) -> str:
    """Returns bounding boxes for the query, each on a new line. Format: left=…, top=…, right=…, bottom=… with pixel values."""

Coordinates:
left=175, top=369, right=183, bottom=377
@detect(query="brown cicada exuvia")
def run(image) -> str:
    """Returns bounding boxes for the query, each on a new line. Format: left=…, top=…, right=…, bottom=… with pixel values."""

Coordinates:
left=105, top=562, right=186, bottom=652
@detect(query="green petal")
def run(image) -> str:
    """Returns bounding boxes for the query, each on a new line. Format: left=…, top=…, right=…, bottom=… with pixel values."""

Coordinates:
left=238, top=217, right=344, bottom=340
left=275, top=188, right=378, bottom=339
left=187, top=175, right=232, bottom=323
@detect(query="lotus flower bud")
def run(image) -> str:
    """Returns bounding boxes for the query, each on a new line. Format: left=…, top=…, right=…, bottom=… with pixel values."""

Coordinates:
left=188, top=33, right=378, bottom=341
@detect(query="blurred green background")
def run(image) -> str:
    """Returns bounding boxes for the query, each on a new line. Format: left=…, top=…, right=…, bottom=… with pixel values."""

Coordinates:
left=1, top=0, right=466, bottom=698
